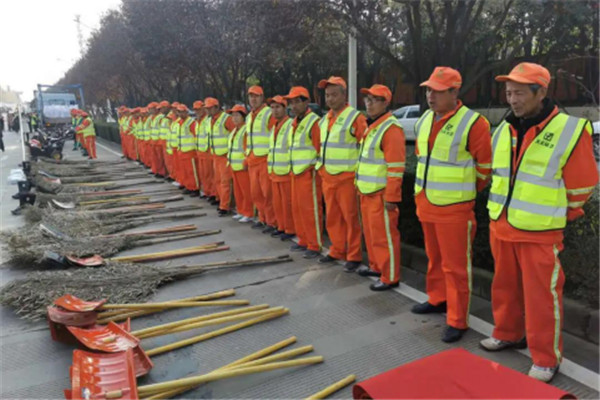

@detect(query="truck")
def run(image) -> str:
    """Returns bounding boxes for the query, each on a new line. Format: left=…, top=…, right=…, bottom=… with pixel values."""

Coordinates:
left=35, top=83, right=85, bottom=131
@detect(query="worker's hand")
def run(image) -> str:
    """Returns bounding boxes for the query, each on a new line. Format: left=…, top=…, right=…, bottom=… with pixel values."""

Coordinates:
left=385, top=202, right=398, bottom=211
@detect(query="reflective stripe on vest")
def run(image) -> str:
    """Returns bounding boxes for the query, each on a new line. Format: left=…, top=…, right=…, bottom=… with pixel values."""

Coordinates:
left=316, top=107, right=360, bottom=174
left=487, top=113, right=587, bottom=231
left=414, top=106, right=480, bottom=205
left=245, top=106, right=272, bottom=156
left=210, top=112, right=230, bottom=156
left=290, top=112, right=320, bottom=175
left=268, top=118, right=293, bottom=175
left=142, top=117, right=152, bottom=141
left=159, top=116, right=171, bottom=141
left=179, top=117, right=196, bottom=153
left=150, top=115, right=162, bottom=141
left=80, top=117, right=96, bottom=137
left=228, top=125, right=247, bottom=171
left=196, top=116, right=211, bottom=153
left=356, top=116, right=400, bottom=194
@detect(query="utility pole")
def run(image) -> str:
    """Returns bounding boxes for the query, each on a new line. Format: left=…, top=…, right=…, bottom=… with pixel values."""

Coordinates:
left=74, top=14, right=84, bottom=57
left=348, top=0, right=358, bottom=107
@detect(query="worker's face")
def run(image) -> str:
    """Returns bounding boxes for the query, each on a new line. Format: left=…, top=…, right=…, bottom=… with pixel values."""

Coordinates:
left=150, top=109, right=158, bottom=115
left=505, top=81, right=547, bottom=118
left=194, top=108, right=205, bottom=118
left=208, top=106, right=220, bottom=116
left=426, top=87, right=458, bottom=115
left=364, top=95, right=389, bottom=119
left=160, top=107, right=170, bottom=114
left=289, top=97, right=308, bottom=118
left=270, top=103, right=287, bottom=119
left=231, top=112, right=245, bottom=125
left=248, top=93, right=263, bottom=110
left=325, top=85, right=346, bottom=112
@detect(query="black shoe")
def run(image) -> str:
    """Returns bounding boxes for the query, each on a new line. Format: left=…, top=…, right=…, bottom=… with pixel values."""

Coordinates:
left=280, top=233, right=295, bottom=241
left=442, top=326, right=468, bottom=343
left=218, top=209, right=230, bottom=217
left=262, top=225, right=276, bottom=234
left=210, top=199, right=220, bottom=206
left=200, top=194, right=207, bottom=199
left=411, top=301, right=447, bottom=315
left=182, top=189, right=191, bottom=194
left=343, top=261, right=361, bottom=272
left=357, top=265, right=381, bottom=277
left=271, top=230, right=284, bottom=237
left=178, top=185, right=186, bottom=190
left=11, top=207, right=23, bottom=216
left=251, top=221, right=265, bottom=230
left=303, top=249, right=321, bottom=259
left=318, top=254, right=338, bottom=264
left=154, top=173, right=161, bottom=178
left=148, top=170, right=155, bottom=175
left=369, top=279, right=399, bottom=291
left=12, top=193, right=20, bottom=199
left=290, top=243, right=307, bottom=252
left=189, top=191, right=200, bottom=197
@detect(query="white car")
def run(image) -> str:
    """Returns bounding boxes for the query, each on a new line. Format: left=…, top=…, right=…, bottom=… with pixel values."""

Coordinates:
left=392, top=104, right=421, bottom=141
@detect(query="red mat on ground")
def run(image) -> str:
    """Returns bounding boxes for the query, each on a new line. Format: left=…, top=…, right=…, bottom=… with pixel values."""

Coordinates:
left=353, top=348, right=575, bottom=399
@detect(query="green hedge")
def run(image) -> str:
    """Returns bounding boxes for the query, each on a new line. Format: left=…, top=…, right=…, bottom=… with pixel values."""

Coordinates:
left=94, top=121, right=121, bottom=144
left=399, top=154, right=599, bottom=308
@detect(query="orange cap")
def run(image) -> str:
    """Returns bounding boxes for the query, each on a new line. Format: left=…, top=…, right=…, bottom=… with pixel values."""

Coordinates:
left=248, top=86, right=264, bottom=96
left=147, top=102, right=159, bottom=109
left=70, top=109, right=79, bottom=115
left=420, top=67, right=462, bottom=91
left=80, top=111, right=89, bottom=117
left=284, top=86, right=310, bottom=101
left=141, top=107, right=149, bottom=113
left=267, top=95, right=287, bottom=107
left=158, top=100, right=170, bottom=108
left=171, top=102, right=180, bottom=107
left=177, top=104, right=188, bottom=112
left=131, top=107, right=140, bottom=113
left=192, top=100, right=204, bottom=109
left=318, top=76, right=347, bottom=89
left=204, top=97, right=220, bottom=108
left=360, top=84, right=392, bottom=102
left=227, top=104, right=248, bottom=115
left=495, top=62, right=551, bottom=88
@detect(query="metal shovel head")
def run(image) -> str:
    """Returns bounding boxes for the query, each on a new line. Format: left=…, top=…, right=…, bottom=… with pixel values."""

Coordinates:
left=39, top=223, right=72, bottom=240
left=51, top=199, right=76, bottom=209
left=54, top=294, right=107, bottom=312
left=69, top=348, right=139, bottom=400
left=66, top=254, right=106, bottom=268
left=67, top=321, right=139, bottom=353
left=38, top=170, right=59, bottom=179
left=42, top=175, right=62, bottom=185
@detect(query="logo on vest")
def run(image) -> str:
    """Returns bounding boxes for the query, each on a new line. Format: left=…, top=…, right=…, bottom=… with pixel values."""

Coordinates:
left=441, top=123, right=454, bottom=136
left=535, top=132, right=555, bottom=149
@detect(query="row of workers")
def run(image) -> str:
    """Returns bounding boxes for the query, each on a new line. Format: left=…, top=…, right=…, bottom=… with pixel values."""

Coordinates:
left=69, top=109, right=97, bottom=159
left=116, top=63, right=597, bottom=383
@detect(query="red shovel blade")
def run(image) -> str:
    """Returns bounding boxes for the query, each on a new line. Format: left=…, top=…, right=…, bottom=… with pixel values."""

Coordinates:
left=54, top=294, right=107, bottom=312
left=52, top=319, right=132, bottom=345
left=70, top=348, right=139, bottom=400
left=131, top=344, right=154, bottom=377
left=48, top=306, right=97, bottom=326
left=67, top=322, right=139, bottom=353
left=65, top=254, right=106, bottom=268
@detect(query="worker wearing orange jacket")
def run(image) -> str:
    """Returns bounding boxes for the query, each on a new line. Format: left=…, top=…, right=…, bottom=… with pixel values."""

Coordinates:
left=267, top=95, right=296, bottom=238
left=152, top=100, right=170, bottom=177
left=192, top=101, right=216, bottom=200
left=147, top=102, right=160, bottom=172
left=72, top=109, right=85, bottom=152
left=117, top=107, right=128, bottom=157
left=316, top=76, right=368, bottom=271
left=246, top=86, right=278, bottom=232
left=76, top=111, right=97, bottom=159
left=174, top=104, right=197, bottom=194
left=227, top=104, right=253, bottom=220
left=479, top=63, right=598, bottom=382
left=164, top=102, right=179, bottom=181
left=410, top=67, right=492, bottom=343
left=285, top=86, right=323, bottom=259
left=128, top=107, right=142, bottom=161
left=206, top=97, right=236, bottom=214
left=355, top=84, right=405, bottom=291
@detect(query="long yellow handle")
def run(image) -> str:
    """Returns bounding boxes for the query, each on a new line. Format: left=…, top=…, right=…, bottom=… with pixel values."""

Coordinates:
left=138, top=307, right=282, bottom=339
left=100, top=300, right=248, bottom=310
left=79, top=196, right=149, bottom=205
left=131, top=304, right=269, bottom=337
left=135, top=356, right=324, bottom=397
left=304, top=374, right=357, bottom=400
left=109, top=242, right=224, bottom=262
left=145, top=309, right=288, bottom=357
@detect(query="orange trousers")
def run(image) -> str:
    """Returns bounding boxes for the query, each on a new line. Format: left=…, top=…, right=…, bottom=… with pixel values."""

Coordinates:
left=360, top=193, right=400, bottom=285
left=84, top=136, right=97, bottom=159
left=151, top=141, right=167, bottom=176
left=76, top=132, right=83, bottom=145
left=422, top=220, right=476, bottom=329
left=490, top=231, right=565, bottom=368
left=164, top=152, right=174, bottom=177
left=232, top=170, right=253, bottom=217
left=172, top=150, right=182, bottom=182
left=213, top=155, right=232, bottom=210
left=322, top=176, right=362, bottom=262
left=178, top=152, right=199, bottom=191
left=271, top=178, right=295, bottom=234
left=248, top=160, right=276, bottom=226
left=291, top=169, right=323, bottom=252
left=197, top=153, right=215, bottom=197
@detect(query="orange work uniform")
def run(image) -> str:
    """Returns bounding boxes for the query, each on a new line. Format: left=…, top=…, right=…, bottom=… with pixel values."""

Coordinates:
left=415, top=101, right=492, bottom=329
left=269, top=116, right=295, bottom=235
left=489, top=101, right=598, bottom=368
left=211, top=111, right=235, bottom=210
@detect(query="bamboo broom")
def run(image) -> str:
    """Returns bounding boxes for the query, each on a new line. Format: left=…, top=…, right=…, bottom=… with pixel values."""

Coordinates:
left=108, top=243, right=229, bottom=263
left=99, top=224, right=198, bottom=238
left=304, top=375, right=357, bottom=400
left=78, top=196, right=151, bottom=206
left=99, top=299, right=249, bottom=310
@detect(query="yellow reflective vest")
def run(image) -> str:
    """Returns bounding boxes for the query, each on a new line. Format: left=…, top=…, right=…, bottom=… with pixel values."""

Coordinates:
left=316, top=107, right=361, bottom=174
left=290, top=112, right=320, bottom=175
left=245, top=106, right=272, bottom=157
left=268, top=118, right=293, bottom=175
